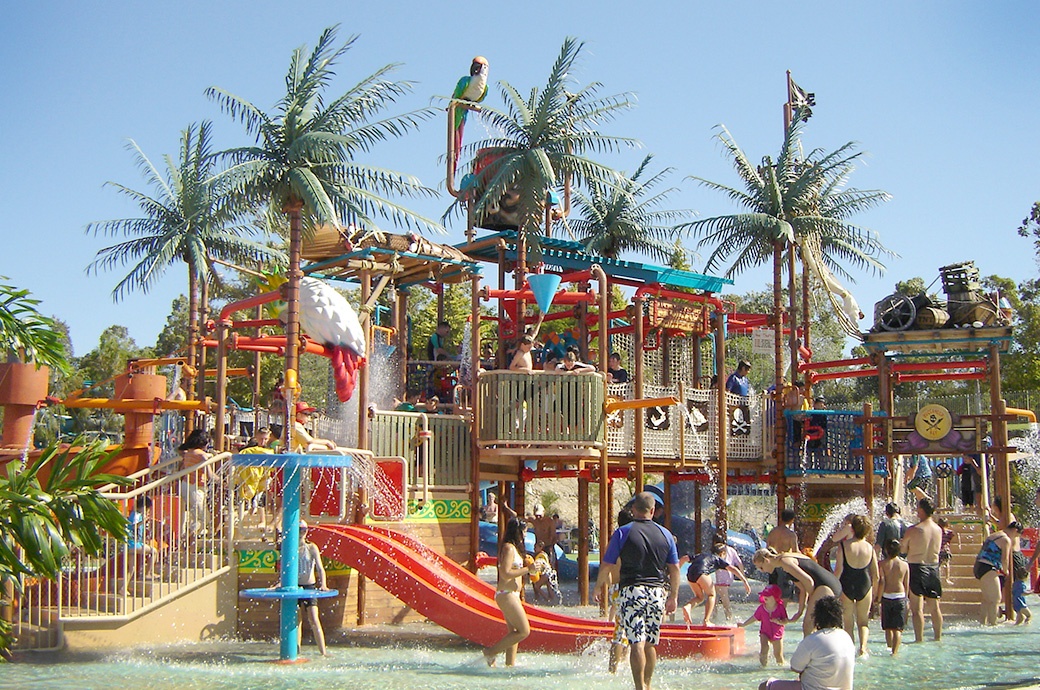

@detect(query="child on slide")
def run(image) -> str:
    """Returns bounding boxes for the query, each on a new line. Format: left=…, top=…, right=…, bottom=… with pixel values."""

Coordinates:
left=682, top=541, right=751, bottom=627
left=739, top=584, right=788, bottom=666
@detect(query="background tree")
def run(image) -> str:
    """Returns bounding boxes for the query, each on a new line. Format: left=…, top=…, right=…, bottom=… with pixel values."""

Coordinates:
left=207, top=25, right=441, bottom=388
left=72, top=326, right=150, bottom=441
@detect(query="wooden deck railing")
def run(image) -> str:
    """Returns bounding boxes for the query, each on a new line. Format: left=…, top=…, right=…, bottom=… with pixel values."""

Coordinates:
left=476, top=371, right=606, bottom=449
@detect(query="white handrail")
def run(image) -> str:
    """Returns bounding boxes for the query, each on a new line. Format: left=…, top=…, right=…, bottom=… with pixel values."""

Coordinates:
left=99, top=451, right=233, bottom=500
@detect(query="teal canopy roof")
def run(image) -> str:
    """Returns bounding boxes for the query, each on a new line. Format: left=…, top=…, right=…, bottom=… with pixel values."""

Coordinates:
left=459, top=231, right=733, bottom=293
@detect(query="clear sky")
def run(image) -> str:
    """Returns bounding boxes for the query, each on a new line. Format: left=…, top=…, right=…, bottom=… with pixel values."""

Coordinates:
left=3, top=1, right=1038, bottom=357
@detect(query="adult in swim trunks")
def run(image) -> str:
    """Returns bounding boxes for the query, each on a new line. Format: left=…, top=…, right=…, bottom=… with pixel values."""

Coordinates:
left=901, top=498, right=944, bottom=642
left=595, top=492, right=680, bottom=690
left=909, top=563, right=942, bottom=599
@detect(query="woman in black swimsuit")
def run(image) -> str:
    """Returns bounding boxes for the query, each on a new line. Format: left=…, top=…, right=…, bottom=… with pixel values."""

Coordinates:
left=834, top=515, right=878, bottom=656
left=754, top=546, right=843, bottom=636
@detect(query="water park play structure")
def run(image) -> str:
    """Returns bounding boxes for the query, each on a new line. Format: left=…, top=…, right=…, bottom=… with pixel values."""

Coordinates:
left=2, top=94, right=1037, bottom=668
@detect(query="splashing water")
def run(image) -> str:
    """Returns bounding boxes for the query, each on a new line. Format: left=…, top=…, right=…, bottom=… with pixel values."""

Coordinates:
left=458, top=320, right=473, bottom=386
left=1011, top=427, right=1040, bottom=524
left=811, top=496, right=886, bottom=556
left=19, top=406, right=39, bottom=470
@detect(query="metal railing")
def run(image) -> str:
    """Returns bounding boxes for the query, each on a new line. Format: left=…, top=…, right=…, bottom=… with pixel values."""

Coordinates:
left=11, top=452, right=234, bottom=650
left=476, top=370, right=606, bottom=449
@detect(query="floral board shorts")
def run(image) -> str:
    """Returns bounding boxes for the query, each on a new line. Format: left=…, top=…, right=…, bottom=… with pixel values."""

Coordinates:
left=616, top=584, right=667, bottom=645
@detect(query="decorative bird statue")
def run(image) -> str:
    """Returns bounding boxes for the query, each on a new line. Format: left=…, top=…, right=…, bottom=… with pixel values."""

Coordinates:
left=297, top=277, right=366, bottom=402
left=452, top=56, right=489, bottom=168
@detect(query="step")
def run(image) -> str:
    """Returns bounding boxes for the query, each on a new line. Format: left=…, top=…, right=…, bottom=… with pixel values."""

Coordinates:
left=11, top=623, right=58, bottom=650
left=939, top=600, right=982, bottom=617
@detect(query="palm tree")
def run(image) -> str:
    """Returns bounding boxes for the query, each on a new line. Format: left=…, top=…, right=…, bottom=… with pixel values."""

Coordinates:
left=683, top=108, right=893, bottom=513
left=0, top=279, right=68, bottom=370
left=206, top=25, right=442, bottom=377
left=569, top=154, right=692, bottom=263
left=1, top=440, right=129, bottom=656
left=450, top=37, right=637, bottom=273
left=87, top=121, right=285, bottom=392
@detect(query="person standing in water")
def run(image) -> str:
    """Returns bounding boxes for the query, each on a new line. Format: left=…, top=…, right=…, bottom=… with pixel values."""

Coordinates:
left=595, top=492, right=680, bottom=690
left=901, top=498, right=943, bottom=641
left=833, top=515, right=877, bottom=657
left=296, top=520, right=329, bottom=656
left=483, top=516, right=540, bottom=667
left=874, top=538, right=909, bottom=656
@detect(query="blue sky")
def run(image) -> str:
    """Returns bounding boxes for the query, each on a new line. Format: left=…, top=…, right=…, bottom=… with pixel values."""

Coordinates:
left=3, top=1, right=1038, bottom=356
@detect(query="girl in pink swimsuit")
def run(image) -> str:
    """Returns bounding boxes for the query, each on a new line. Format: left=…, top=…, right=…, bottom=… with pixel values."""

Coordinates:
left=740, top=584, right=789, bottom=667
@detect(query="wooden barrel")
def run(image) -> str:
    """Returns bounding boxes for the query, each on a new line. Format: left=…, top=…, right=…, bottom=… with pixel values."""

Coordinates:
left=915, top=306, right=950, bottom=329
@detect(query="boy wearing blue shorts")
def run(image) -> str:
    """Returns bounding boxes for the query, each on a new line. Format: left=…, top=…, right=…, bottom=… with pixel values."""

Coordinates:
left=1013, top=547, right=1032, bottom=625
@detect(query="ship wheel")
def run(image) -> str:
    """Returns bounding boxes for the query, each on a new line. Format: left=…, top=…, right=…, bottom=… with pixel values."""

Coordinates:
left=875, top=294, right=917, bottom=332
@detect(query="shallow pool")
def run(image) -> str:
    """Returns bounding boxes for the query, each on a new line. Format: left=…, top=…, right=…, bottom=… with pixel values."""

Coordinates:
left=6, top=613, right=1040, bottom=689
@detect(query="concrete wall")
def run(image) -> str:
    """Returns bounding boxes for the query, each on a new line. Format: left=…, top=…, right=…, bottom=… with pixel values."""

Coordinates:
left=61, top=569, right=237, bottom=652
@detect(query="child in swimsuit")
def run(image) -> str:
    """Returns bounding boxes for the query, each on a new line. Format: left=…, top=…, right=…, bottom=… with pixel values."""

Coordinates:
left=874, top=538, right=909, bottom=656
left=937, top=517, right=957, bottom=585
left=1013, top=548, right=1032, bottom=625
left=682, top=541, right=751, bottom=627
left=739, top=583, right=788, bottom=666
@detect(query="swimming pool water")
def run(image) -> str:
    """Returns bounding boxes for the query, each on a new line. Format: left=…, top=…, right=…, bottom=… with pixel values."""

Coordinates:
left=6, top=607, right=1040, bottom=689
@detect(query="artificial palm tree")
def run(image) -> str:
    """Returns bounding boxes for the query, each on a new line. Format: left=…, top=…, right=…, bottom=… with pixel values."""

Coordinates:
left=450, top=37, right=637, bottom=273
left=87, top=121, right=284, bottom=391
left=683, top=108, right=893, bottom=512
left=206, top=25, right=442, bottom=377
left=569, top=154, right=692, bottom=263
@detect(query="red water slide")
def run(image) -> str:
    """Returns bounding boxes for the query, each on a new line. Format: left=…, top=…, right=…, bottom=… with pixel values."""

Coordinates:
left=310, top=524, right=743, bottom=660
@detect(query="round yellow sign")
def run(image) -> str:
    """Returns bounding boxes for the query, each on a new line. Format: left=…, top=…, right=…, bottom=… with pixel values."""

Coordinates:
left=915, top=404, right=953, bottom=441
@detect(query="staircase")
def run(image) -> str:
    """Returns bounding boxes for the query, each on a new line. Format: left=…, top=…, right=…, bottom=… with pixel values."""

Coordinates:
left=937, top=513, right=985, bottom=618
left=11, top=453, right=235, bottom=652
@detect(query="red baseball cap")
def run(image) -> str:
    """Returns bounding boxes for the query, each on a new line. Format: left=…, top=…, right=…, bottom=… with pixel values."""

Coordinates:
left=295, top=401, right=317, bottom=415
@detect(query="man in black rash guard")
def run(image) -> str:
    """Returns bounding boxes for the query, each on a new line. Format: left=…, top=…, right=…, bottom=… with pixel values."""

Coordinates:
left=595, top=492, right=680, bottom=690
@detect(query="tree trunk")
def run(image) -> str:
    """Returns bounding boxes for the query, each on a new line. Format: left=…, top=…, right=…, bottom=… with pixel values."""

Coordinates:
left=195, top=274, right=209, bottom=408
left=283, top=200, right=304, bottom=432
left=788, top=243, right=798, bottom=381
left=773, top=239, right=788, bottom=520
left=185, top=260, right=199, bottom=431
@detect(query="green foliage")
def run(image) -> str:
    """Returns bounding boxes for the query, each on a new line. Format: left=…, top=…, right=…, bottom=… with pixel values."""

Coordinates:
left=0, top=440, right=130, bottom=657
left=537, top=490, right=561, bottom=516
left=1000, top=277, right=1040, bottom=392
left=207, top=25, right=442, bottom=240
left=685, top=111, right=894, bottom=282
left=0, top=280, right=69, bottom=372
left=449, top=37, right=637, bottom=243
left=571, top=155, right=692, bottom=263
left=154, top=296, right=190, bottom=357
left=86, top=121, right=285, bottom=301
left=1016, top=200, right=1040, bottom=257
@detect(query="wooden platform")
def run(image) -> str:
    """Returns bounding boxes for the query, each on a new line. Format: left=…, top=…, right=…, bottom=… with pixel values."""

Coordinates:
left=862, top=326, right=1012, bottom=354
